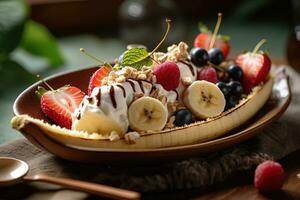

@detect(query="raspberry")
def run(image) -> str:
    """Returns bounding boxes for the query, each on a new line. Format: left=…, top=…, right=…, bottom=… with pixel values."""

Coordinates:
left=254, top=160, right=285, bottom=193
left=197, top=66, right=218, bottom=83
left=153, top=61, right=180, bottom=91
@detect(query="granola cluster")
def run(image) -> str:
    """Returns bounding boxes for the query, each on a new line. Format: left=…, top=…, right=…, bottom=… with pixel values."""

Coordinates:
left=152, top=42, right=189, bottom=63
left=101, top=66, right=156, bottom=86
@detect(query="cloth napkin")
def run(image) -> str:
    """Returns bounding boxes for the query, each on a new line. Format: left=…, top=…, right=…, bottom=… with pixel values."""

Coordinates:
left=1, top=66, right=300, bottom=200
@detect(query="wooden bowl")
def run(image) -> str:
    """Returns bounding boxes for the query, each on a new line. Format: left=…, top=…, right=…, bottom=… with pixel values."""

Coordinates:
left=13, top=66, right=291, bottom=165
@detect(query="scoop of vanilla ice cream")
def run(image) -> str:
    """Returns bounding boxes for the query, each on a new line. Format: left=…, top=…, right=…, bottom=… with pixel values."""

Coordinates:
left=72, top=79, right=176, bottom=136
left=72, top=85, right=128, bottom=136
left=176, top=61, right=197, bottom=98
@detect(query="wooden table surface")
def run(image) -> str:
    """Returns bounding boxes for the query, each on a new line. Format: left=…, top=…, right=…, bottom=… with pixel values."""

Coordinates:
left=144, top=148, right=300, bottom=200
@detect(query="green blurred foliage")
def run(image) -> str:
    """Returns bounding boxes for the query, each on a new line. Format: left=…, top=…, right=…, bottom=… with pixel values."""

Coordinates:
left=0, top=0, right=64, bottom=92
left=20, top=20, right=64, bottom=68
left=0, top=0, right=27, bottom=59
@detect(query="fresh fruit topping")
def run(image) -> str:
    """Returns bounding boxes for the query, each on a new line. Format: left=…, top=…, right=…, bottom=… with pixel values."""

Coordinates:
left=153, top=61, right=180, bottom=91
left=183, top=80, right=225, bottom=119
left=197, top=66, right=218, bottom=83
left=121, top=19, right=171, bottom=69
left=225, top=95, right=239, bottom=110
left=227, top=81, right=243, bottom=97
left=216, top=81, right=230, bottom=98
left=254, top=161, right=285, bottom=193
left=88, top=67, right=111, bottom=95
left=174, top=109, right=193, bottom=126
left=194, top=13, right=230, bottom=58
left=128, top=97, right=168, bottom=131
left=208, top=48, right=224, bottom=65
left=235, top=39, right=271, bottom=93
left=190, top=47, right=209, bottom=67
left=194, top=33, right=230, bottom=59
left=79, top=48, right=112, bottom=95
left=38, top=85, right=85, bottom=129
left=227, top=64, right=243, bottom=82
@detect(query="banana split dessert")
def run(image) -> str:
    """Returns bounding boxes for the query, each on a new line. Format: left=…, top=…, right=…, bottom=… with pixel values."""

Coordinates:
left=12, top=14, right=273, bottom=149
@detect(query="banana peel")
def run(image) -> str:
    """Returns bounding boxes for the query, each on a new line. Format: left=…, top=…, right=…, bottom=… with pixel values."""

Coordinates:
left=11, top=76, right=273, bottom=149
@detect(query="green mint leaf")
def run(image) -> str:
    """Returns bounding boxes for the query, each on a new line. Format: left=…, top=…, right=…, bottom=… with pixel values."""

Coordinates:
left=35, top=86, right=48, bottom=99
left=121, top=48, right=152, bottom=70
left=198, top=22, right=210, bottom=33
left=20, top=20, right=64, bottom=68
left=0, top=0, right=28, bottom=55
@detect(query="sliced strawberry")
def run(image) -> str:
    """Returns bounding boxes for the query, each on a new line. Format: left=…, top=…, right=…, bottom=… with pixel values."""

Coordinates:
left=194, top=33, right=230, bottom=59
left=88, top=66, right=111, bottom=95
left=40, top=86, right=84, bottom=129
left=236, top=52, right=271, bottom=94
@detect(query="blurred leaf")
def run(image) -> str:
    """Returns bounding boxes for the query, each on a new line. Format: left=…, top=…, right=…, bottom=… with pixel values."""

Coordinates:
left=20, top=20, right=64, bottom=68
left=0, top=0, right=28, bottom=58
left=0, top=59, right=34, bottom=92
left=198, top=22, right=210, bottom=33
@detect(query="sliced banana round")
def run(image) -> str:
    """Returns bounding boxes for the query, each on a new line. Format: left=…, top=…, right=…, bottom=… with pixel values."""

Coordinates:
left=183, top=80, right=226, bottom=119
left=128, top=97, right=168, bottom=132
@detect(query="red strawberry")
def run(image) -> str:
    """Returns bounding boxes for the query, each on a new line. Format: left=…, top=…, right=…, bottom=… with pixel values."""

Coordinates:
left=88, top=66, right=111, bottom=95
left=197, top=66, right=218, bottom=83
left=194, top=33, right=230, bottom=58
left=38, top=86, right=85, bottom=129
left=153, top=61, right=180, bottom=91
left=235, top=39, right=271, bottom=93
left=194, top=13, right=230, bottom=58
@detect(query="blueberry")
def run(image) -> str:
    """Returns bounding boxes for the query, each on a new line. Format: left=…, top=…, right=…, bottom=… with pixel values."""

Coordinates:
left=208, top=48, right=224, bottom=65
left=227, top=65, right=243, bottom=81
left=227, top=81, right=243, bottom=97
left=190, top=48, right=209, bottom=67
left=216, top=81, right=230, bottom=98
left=174, top=109, right=193, bottom=126
left=226, top=95, right=239, bottom=110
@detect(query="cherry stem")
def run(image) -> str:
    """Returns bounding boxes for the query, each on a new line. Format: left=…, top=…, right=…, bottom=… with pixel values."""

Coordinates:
left=252, top=39, right=267, bottom=55
left=36, top=75, right=54, bottom=91
left=209, top=13, right=222, bottom=49
left=80, top=48, right=112, bottom=68
left=207, top=61, right=225, bottom=72
left=149, top=18, right=171, bottom=57
left=150, top=56, right=159, bottom=64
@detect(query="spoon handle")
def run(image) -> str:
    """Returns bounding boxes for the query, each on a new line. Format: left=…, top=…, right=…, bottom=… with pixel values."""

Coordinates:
left=23, top=174, right=140, bottom=200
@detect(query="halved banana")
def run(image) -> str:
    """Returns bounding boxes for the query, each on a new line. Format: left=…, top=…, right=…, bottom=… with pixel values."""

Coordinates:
left=128, top=97, right=168, bottom=132
left=183, top=80, right=226, bottom=119
left=11, top=76, right=274, bottom=149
